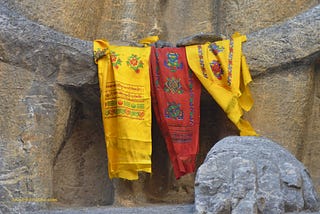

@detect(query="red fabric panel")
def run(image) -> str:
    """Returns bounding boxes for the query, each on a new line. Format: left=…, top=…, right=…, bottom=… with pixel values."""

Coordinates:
left=150, top=47, right=201, bottom=179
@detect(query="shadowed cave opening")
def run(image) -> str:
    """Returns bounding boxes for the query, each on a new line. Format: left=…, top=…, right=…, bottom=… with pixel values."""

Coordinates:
left=52, top=88, right=239, bottom=207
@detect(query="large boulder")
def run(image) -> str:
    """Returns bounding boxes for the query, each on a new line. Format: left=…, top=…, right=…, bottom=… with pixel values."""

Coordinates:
left=195, top=136, right=320, bottom=214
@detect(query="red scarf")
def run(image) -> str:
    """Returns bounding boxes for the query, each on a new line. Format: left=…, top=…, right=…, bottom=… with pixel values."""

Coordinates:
left=150, top=47, right=201, bottom=179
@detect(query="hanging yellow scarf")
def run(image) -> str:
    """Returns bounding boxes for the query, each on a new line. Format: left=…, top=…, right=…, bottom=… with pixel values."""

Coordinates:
left=186, top=33, right=257, bottom=136
left=93, top=36, right=158, bottom=180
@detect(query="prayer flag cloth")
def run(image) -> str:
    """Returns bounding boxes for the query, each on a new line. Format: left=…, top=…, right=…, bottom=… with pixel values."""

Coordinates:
left=150, top=47, right=201, bottom=179
left=186, top=33, right=257, bottom=136
left=93, top=37, right=158, bottom=180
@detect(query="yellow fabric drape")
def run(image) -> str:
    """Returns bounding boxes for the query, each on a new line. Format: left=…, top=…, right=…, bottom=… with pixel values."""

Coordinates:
left=186, top=33, right=257, bottom=136
left=93, top=36, right=158, bottom=180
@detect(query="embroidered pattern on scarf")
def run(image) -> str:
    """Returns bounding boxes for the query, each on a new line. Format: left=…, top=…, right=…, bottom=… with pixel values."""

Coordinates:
left=150, top=46, right=201, bottom=179
left=94, top=39, right=154, bottom=180
left=186, top=33, right=257, bottom=136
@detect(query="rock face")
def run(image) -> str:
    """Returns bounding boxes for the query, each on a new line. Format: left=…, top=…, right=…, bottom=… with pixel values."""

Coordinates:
left=52, top=113, right=114, bottom=207
left=195, top=136, right=320, bottom=214
left=0, top=0, right=319, bottom=213
left=0, top=4, right=112, bottom=213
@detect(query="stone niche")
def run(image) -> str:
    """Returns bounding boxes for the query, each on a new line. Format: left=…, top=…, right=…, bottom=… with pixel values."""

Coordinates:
left=0, top=1, right=319, bottom=213
left=52, top=89, right=239, bottom=207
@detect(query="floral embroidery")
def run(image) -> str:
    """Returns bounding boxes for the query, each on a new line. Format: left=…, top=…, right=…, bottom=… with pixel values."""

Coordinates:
left=210, top=60, right=223, bottom=80
left=127, top=54, right=144, bottom=73
left=105, top=99, right=145, bottom=120
left=93, top=48, right=108, bottom=62
left=164, top=52, right=183, bottom=72
left=197, top=46, right=208, bottom=78
left=210, top=43, right=224, bottom=55
left=209, top=41, right=232, bottom=85
left=110, top=51, right=122, bottom=69
left=104, top=82, right=145, bottom=120
left=188, top=69, right=194, bottom=125
left=164, top=77, right=184, bottom=94
left=165, top=102, right=184, bottom=120
left=105, top=108, right=144, bottom=120
left=106, top=100, right=144, bottom=110
left=227, top=39, right=234, bottom=86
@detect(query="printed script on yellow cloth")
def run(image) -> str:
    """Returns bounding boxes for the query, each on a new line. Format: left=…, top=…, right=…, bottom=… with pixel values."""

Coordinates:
left=93, top=36, right=158, bottom=180
left=186, top=33, right=257, bottom=136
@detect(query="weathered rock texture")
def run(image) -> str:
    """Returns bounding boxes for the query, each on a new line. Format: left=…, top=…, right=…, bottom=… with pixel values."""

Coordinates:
left=0, top=4, right=111, bottom=213
left=195, top=136, right=320, bottom=214
left=52, top=111, right=114, bottom=207
left=1, top=0, right=106, bottom=41
left=302, top=62, right=320, bottom=196
left=218, top=0, right=319, bottom=37
left=0, top=0, right=319, bottom=213
left=246, top=65, right=314, bottom=156
left=3, top=0, right=318, bottom=42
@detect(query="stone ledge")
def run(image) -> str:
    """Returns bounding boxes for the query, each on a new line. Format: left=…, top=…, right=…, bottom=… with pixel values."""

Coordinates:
left=25, top=204, right=320, bottom=214
left=26, top=204, right=195, bottom=214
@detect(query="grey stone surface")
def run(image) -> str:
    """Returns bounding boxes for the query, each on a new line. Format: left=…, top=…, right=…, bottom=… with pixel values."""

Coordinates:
left=1, top=0, right=107, bottom=41
left=218, top=0, right=319, bottom=37
left=245, top=65, right=314, bottom=157
left=52, top=117, right=114, bottom=207
left=0, top=4, right=98, bottom=105
left=303, top=63, right=320, bottom=194
left=26, top=204, right=195, bottom=214
left=195, top=136, right=320, bottom=214
left=0, top=4, right=114, bottom=213
left=176, top=33, right=223, bottom=47
left=244, top=5, right=320, bottom=77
